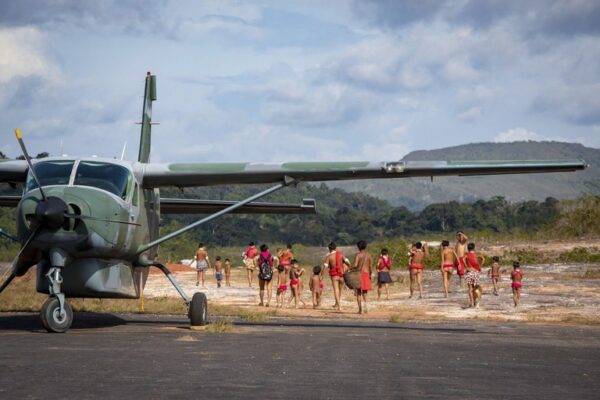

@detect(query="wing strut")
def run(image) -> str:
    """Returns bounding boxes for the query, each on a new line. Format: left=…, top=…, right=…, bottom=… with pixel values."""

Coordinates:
left=151, top=262, right=190, bottom=305
left=136, top=177, right=297, bottom=256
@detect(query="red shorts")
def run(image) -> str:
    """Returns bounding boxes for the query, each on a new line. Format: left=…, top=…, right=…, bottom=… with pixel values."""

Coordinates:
left=442, top=263, right=454, bottom=270
left=290, top=279, right=299, bottom=287
left=454, top=258, right=466, bottom=276
left=329, top=267, right=343, bottom=278
left=277, top=284, right=288, bottom=293
left=491, top=274, right=500, bottom=279
left=360, top=272, right=372, bottom=291
left=319, top=283, right=324, bottom=289
left=512, top=282, right=522, bottom=289
left=409, top=264, right=423, bottom=271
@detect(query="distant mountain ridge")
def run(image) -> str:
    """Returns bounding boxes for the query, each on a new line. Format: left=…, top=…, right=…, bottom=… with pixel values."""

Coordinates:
left=329, top=141, right=599, bottom=210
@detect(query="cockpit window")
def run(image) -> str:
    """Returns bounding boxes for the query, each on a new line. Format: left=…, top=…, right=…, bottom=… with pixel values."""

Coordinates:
left=25, top=161, right=75, bottom=193
left=74, top=162, right=131, bottom=199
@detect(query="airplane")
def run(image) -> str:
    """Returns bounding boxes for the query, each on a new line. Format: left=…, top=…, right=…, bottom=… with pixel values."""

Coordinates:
left=0, top=72, right=587, bottom=332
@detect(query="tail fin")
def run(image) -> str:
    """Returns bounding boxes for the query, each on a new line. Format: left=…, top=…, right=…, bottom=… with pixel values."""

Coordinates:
left=138, top=72, right=157, bottom=163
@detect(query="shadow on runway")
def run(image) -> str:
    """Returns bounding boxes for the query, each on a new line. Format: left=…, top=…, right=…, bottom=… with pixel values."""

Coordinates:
left=0, top=312, right=127, bottom=331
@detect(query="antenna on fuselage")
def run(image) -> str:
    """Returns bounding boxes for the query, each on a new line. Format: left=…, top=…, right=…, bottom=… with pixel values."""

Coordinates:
left=121, top=141, right=127, bottom=160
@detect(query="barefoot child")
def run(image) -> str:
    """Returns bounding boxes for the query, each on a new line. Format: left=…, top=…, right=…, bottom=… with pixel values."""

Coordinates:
left=276, top=265, right=288, bottom=308
left=214, top=256, right=223, bottom=288
left=511, top=261, right=524, bottom=307
left=440, top=240, right=457, bottom=298
left=376, top=248, right=392, bottom=300
left=488, top=256, right=501, bottom=295
left=465, top=242, right=485, bottom=308
left=243, top=242, right=258, bottom=288
left=309, top=266, right=323, bottom=308
left=354, top=240, right=372, bottom=314
left=288, top=259, right=306, bottom=308
left=224, top=258, right=232, bottom=287
left=408, top=242, right=428, bottom=299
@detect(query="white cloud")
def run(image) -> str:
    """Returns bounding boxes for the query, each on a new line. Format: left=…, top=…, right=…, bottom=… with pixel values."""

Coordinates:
left=494, top=127, right=566, bottom=142
left=0, top=27, right=59, bottom=83
left=262, top=80, right=381, bottom=127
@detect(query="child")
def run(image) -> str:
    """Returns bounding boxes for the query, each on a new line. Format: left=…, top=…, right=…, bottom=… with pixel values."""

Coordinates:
left=440, top=240, right=457, bottom=298
left=214, top=256, right=223, bottom=288
left=511, top=261, right=524, bottom=307
left=376, top=248, right=392, bottom=301
left=224, top=258, right=232, bottom=287
left=354, top=240, right=373, bottom=314
left=288, top=259, right=306, bottom=308
left=309, top=266, right=323, bottom=309
left=488, top=256, right=501, bottom=296
left=276, top=265, right=288, bottom=308
left=465, top=242, right=485, bottom=308
left=408, top=242, right=428, bottom=299
left=243, top=242, right=258, bottom=288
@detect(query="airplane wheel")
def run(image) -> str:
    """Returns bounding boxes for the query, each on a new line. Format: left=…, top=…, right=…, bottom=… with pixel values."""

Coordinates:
left=189, top=292, right=208, bottom=326
left=40, top=297, right=73, bottom=333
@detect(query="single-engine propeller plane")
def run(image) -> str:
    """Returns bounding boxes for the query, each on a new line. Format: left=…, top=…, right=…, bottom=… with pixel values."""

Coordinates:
left=0, top=72, right=587, bottom=332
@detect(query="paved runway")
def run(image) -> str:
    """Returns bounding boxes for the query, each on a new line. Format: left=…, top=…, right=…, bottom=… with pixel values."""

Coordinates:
left=0, top=312, right=598, bottom=399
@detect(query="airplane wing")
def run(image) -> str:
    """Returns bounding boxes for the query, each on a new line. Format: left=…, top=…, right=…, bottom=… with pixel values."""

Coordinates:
left=160, top=198, right=316, bottom=214
left=141, top=159, right=587, bottom=188
left=0, top=160, right=28, bottom=182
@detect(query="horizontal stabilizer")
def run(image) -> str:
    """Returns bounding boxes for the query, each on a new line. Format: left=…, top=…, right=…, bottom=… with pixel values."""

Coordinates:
left=160, top=198, right=316, bottom=214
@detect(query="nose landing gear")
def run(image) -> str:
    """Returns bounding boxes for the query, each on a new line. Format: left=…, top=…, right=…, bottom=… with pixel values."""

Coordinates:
left=41, top=296, right=73, bottom=333
left=41, top=249, right=73, bottom=333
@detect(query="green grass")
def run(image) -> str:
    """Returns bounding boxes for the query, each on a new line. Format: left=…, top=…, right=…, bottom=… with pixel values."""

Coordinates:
left=238, top=310, right=269, bottom=322
left=558, top=247, right=600, bottom=263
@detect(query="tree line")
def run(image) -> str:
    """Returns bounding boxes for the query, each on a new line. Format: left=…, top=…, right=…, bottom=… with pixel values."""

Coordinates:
left=162, top=184, right=563, bottom=246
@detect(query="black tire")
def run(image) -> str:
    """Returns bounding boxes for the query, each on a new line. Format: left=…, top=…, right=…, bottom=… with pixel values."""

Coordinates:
left=189, top=292, right=208, bottom=326
left=40, top=297, right=73, bottom=333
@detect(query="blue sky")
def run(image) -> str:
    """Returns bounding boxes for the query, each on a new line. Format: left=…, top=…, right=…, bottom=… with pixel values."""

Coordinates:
left=0, top=0, right=599, bottom=163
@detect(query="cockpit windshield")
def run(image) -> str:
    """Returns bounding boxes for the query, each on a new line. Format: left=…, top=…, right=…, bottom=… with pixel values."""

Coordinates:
left=74, top=162, right=131, bottom=199
left=25, top=160, right=75, bottom=193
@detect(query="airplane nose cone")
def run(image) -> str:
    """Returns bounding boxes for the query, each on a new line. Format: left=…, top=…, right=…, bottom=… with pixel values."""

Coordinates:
left=35, top=196, right=68, bottom=230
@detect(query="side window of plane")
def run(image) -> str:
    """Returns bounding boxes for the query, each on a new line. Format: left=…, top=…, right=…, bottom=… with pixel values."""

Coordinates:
left=74, top=161, right=131, bottom=199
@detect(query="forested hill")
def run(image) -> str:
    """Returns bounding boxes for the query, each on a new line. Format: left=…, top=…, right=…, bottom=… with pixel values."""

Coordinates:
left=329, top=141, right=599, bottom=210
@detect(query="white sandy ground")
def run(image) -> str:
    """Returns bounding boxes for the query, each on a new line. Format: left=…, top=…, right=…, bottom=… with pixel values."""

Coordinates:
left=144, top=262, right=600, bottom=324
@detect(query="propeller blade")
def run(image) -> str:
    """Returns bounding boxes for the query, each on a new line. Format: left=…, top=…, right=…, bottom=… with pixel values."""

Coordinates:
left=14, top=128, right=46, bottom=201
left=64, top=213, right=141, bottom=226
left=0, top=226, right=39, bottom=295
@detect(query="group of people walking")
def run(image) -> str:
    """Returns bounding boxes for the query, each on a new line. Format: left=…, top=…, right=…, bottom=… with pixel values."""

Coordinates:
left=409, top=231, right=524, bottom=308
left=192, top=231, right=525, bottom=313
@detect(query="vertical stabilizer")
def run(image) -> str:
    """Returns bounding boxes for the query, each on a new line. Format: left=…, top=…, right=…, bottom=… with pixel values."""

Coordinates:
left=138, top=72, right=157, bottom=163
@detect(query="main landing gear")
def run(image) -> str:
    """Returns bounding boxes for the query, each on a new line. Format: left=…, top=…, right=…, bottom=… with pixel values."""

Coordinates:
left=154, top=263, right=208, bottom=327
left=189, top=292, right=208, bottom=326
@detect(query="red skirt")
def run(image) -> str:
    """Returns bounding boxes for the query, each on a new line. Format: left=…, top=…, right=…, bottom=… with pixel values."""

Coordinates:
left=360, top=272, right=372, bottom=291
